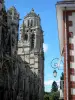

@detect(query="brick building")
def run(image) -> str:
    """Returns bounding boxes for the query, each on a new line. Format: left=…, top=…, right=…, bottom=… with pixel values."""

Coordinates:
left=56, top=0, right=75, bottom=100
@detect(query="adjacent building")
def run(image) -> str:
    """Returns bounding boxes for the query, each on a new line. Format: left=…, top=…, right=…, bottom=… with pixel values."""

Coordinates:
left=56, top=0, right=75, bottom=100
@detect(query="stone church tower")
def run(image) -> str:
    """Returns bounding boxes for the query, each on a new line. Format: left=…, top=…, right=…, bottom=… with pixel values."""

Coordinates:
left=7, top=6, right=19, bottom=56
left=18, top=8, right=44, bottom=100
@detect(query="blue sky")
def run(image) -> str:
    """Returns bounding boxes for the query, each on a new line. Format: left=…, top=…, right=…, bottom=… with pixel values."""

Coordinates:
left=5, top=0, right=63, bottom=92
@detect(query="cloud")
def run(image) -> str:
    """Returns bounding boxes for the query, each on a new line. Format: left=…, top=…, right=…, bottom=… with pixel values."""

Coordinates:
left=44, top=80, right=53, bottom=86
left=43, top=43, right=48, bottom=53
left=44, top=79, right=60, bottom=88
left=44, top=79, right=60, bottom=92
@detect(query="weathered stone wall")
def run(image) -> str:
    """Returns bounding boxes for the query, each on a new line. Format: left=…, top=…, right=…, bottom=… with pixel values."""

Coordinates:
left=0, top=54, right=40, bottom=100
left=0, top=4, right=44, bottom=100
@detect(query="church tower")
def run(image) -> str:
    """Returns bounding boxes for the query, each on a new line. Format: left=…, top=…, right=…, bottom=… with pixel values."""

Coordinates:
left=7, top=6, right=19, bottom=55
left=18, top=8, right=44, bottom=100
left=0, top=0, right=7, bottom=55
left=56, top=0, right=75, bottom=100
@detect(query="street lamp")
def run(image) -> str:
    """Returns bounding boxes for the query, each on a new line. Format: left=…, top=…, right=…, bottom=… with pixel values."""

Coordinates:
left=51, top=57, right=64, bottom=77
left=53, top=70, right=57, bottom=77
left=51, top=56, right=64, bottom=100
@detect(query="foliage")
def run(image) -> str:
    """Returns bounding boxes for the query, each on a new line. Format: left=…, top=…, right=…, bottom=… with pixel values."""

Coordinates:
left=44, top=73, right=64, bottom=100
left=51, top=81, right=58, bottom=92
left=60, top=72, right=64, bottom=80
left=50, top=91, right=60, bottom=100
left=44, top=91, right=60, bottom=100
left=44, top=94, right=49, bottom=100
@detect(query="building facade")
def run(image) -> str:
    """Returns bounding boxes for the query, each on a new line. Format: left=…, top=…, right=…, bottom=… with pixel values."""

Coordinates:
left=0, top=1, right=44, bottom=100
left=18, top=8, right=44, bottom=100
left=56, top=0, right=75, bottom=100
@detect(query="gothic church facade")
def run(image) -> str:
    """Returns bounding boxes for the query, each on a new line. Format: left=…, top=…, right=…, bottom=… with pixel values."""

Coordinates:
left=0, top=0, right=44, bottom=100
left=18, top=8, right=44, bottom=100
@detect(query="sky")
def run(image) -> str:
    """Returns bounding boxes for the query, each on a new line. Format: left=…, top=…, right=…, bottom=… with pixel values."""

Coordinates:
left=5, top=0, right=63, bottom=92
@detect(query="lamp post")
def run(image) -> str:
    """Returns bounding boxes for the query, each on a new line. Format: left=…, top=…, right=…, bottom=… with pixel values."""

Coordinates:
left=51, top=57, right=64, bottom=100
left=51, top=57, right=64, bottom=78
left=53, top=70, right=57, bottom=77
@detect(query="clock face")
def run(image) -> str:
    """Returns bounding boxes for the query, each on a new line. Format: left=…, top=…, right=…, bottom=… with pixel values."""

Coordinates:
left=0, top=3, right=2, bottom=11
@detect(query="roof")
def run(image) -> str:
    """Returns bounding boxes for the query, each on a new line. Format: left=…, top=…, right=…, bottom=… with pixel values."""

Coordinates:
left=56, top=0, right=75, bottom=5
left=7, top=6, right=19, bottom=17
left=25, top=8, right=40, bottom=18
left=56, top=0, right=75, bottom=55
left=8, top=6, right=17, bottom=12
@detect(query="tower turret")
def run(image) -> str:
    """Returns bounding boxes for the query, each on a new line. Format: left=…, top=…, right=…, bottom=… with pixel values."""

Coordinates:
left=7, top=6, right=19, bottom=55
left=20, top=8, right=43, bottom=52
left=0, top=0, right=7, bottom=55
left=0, top=0, right=2, bottom=11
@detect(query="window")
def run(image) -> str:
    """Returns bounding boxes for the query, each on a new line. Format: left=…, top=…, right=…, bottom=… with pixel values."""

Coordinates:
left=36, top=20, right=38, bottom=26
left=34, top=19, right=36, bottom=26
left=9, top=11, right=12, bottom=15
left=27, top=30, right=28, bottom=32
left=31, top=34, right=35, bottom=49
left=14, top=16, right=16, bottom=20
left=34, top=29, right=36, bottom=31
left=31, top=20, right=33, bottom=26
left=31, top=30, right=32, bottom=32
left=24, top=34, right=28, bottom=41
left=28, top=20, right=29, bottom=26
left=12, top=38, right=15, bottom=46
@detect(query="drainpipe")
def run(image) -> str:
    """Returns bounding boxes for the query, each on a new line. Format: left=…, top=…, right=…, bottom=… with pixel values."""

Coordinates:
left=64, top=7, right=69, bottom=100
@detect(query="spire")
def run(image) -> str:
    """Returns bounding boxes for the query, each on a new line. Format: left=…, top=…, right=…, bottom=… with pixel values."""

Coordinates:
left=0, top=0, right=2, bottom=11
left=2, top=0, right=6, bottom=11
left=31, top=8, right=34, bottom=13
left=38, top=14, right=39, bottom=16
left=2, top=0, right=4, bottom=8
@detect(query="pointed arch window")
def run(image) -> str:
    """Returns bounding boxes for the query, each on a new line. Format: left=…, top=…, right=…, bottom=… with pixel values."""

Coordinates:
left=28, top=20, right=29, bottom=26
left=12, top=37, right=15, bottom=46
left=31, top=20, right=33, bottom=26
left=24, top=34, right=28, bottom=41
left=34, top=19, right=36, bottom=26
left=31, top=34, right=35, bottom=49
